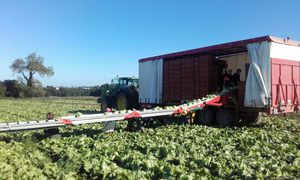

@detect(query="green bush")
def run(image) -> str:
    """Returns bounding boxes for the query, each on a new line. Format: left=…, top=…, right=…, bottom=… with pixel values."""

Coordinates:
left=21, top=86, right=45, bottom=97
left=0, top=83, right=6, bottom=97
left=2, top=80, right=21, bottom=98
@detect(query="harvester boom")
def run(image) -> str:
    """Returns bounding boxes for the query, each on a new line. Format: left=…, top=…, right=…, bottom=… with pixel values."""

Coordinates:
left=0, top=95, right=221, bottom=133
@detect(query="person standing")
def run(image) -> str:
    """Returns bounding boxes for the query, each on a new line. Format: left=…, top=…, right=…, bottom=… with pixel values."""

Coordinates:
left=232, top=69, right=242, bottom=86
left=223, top=69, right=233, bottom=88
left=232, top=69, right=242, bottom=101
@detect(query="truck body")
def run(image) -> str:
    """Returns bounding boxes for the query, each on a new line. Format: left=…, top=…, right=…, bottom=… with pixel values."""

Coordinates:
left=138, top=36, right=300, bottom=116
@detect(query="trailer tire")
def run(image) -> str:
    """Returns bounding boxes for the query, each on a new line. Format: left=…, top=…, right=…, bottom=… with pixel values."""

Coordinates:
left=196, top=108, right=215, bottom=125
left=240, top=112, right=259, bottom=124
left=216, top=108, right=235, bottom=127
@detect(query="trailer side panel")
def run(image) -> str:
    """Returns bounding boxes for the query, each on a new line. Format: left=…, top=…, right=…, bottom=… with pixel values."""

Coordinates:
left=271, top=58, right=300, bottom=113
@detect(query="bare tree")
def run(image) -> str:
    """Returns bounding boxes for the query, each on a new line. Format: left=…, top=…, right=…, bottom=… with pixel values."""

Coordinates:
left=10, top=53, right=54, bottom=87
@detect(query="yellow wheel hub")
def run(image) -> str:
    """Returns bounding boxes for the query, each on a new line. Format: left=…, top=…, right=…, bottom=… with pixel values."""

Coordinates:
left=117, top=96, right=127, bottom=110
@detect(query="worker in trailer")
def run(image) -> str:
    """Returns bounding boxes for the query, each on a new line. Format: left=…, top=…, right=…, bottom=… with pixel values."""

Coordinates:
left=232, top=69, right=242, bottom=101
left=221, top=69, right=242, bottom=101
left=232, top=69, right=242, bottom=85
left=217, top=60, right=228, bottom=92
left=220, top=69, right=238, bottom=101
left=223, top=69, right=233, bottom=88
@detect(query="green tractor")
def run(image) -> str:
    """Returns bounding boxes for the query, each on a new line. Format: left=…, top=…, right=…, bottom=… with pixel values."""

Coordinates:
left=98, top=77, right=139, bottom=112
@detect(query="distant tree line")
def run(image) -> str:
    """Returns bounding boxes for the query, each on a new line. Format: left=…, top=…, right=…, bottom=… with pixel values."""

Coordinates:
left=1, top=53, right=103, bottom=98
left=0, top=80, right=101, bottom=98
left=44, top=86, right=101, bottom=97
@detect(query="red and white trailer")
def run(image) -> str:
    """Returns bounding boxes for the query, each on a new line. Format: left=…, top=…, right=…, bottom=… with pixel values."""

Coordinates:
left=139, top=35, right=300, bottom=123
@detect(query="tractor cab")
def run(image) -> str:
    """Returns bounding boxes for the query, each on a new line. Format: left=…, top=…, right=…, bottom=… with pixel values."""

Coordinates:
left=111, top=77, right=139, bottom=89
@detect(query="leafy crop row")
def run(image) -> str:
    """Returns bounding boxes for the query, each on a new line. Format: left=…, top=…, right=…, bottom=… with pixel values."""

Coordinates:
left=0, top=98, right=299, bottom=179
left=0, top=98, right=99, bottom=122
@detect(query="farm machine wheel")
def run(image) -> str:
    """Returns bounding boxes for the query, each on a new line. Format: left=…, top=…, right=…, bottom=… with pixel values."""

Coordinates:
left=116, top=92, right=141, bottom=131
left=196, top=108, right=215, bottom=125
left=116, top=92, right=129, bottom=110
left=247, top=113, right=259, bottom=123
left=216, top=108, right=235, bottom=127
left=239, top=112, right=259, bottom=125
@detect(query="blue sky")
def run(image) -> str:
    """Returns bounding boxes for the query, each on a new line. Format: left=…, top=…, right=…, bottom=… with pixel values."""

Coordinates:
left=0, top=0, right=299, bottom=87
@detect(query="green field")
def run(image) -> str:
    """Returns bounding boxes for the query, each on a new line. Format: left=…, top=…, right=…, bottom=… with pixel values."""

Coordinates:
left=0, top=98, right=299, bottom=179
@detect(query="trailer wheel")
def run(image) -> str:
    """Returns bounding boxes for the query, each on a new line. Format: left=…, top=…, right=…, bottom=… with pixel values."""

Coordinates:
left=196, top=108, right=215, bottom=125
left=240, top=112, right=259, bottom=124
left=216, top=108, right=235, bottom=127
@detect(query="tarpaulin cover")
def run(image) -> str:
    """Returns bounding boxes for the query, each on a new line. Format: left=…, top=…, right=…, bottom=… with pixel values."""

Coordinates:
left=139, top=59, right=163, bottom=104
left=245, top=41, right=271, bottom=107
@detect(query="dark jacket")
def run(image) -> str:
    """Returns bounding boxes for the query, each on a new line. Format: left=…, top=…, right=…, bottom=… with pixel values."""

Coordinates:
left=232, top=73, right=240, bottom=85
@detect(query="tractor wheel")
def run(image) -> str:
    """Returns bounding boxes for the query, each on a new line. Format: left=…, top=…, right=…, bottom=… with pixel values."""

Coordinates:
left=116, top=92, right=129, bottom=110
left=216, top=108, right=235, bottom=127
left=100, top=98, right=108, bottom=112
left=196, top=108, right=215, bottom=125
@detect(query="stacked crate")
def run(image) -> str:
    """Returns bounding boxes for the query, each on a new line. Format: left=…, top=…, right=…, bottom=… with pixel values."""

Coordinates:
left=181, top=57, right=194, bottom=100
left=163, top=55, right=218, bottom=104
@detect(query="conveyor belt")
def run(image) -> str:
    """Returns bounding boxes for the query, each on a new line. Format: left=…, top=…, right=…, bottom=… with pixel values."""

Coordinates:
left=0, top=96, right=221, bottom=132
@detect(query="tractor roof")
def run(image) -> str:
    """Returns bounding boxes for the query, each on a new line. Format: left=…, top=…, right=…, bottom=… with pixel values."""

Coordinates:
left=139, top=35, right=300, bottom=63
left=119, top=77, right=139, bottom=80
